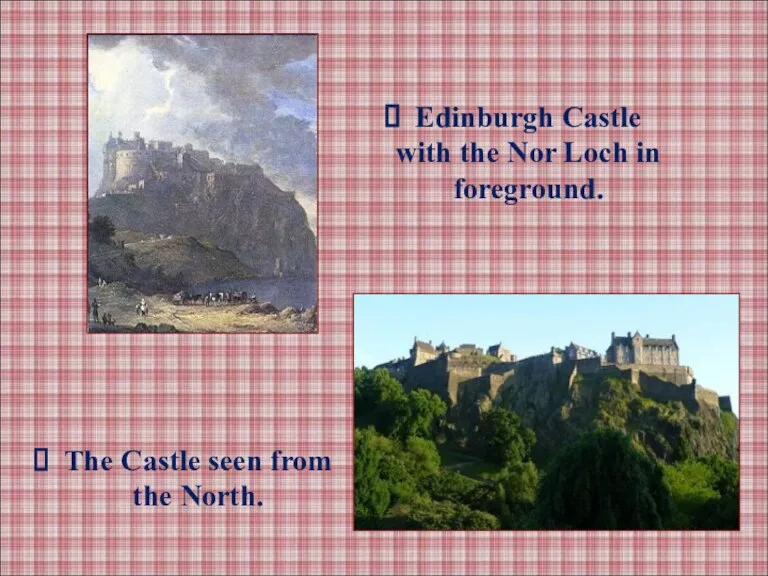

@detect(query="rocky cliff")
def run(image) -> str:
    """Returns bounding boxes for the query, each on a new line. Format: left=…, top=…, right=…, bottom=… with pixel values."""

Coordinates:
left=89, top=168, right=316, bottom=279
left=382, top=354, right=738, bottom=466
left=494, top=366, right=737, bottom=465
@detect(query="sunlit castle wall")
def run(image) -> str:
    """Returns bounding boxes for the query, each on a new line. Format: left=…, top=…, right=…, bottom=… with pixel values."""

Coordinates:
left=115, top=149, right=151, bottom=182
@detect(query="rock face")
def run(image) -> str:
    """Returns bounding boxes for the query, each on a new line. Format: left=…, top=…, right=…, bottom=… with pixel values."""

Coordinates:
left=89, top=166, right=316, bottom=279
left=89, top=232, right=255, bottom=293
left=494, top=365, right=738, bottom=465
left=378, top=350, right=738, bottom=466
left=117, top=232, right=255, bottom=286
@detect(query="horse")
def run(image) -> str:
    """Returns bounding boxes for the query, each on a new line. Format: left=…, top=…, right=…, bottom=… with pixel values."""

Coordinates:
left=230, top=291, right=248, bottom=303
left=172, top=291, right=189, bottom=305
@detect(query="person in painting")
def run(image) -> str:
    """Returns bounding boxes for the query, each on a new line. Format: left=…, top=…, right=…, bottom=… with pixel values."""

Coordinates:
left=135, top=298, right=149, bottom=317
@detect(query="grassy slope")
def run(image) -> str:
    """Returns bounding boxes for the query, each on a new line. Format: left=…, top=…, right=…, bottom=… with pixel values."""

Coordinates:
left=88, top=282, right=316, bottom=333
left=113, top=229, right=255, bottom=286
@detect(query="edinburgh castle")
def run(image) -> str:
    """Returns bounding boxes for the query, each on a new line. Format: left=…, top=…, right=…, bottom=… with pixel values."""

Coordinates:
left=376, top=331, right=732, bottom=415
left=97, top=131, right=265, bottom=196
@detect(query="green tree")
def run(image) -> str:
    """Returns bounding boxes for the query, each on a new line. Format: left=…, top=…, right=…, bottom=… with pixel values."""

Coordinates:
left=354, top=368, right=407, bottom=436
left=475, top=407, right=535, bottom=467
left=537, top=429, right=672, bottom=529
left=89, top=215, right=116, bottom=244
left=400, top=499, right=501, bottom=530
left=403, top=436, right=441, bottom=475
left=354, top=367, right=446, bottom=442
left=393, top=388, right=447, bottom=441
left=498, top=460, right=539, bottom=527
left=664, top=454, right=738, bottom=529
left=354, top=428, right=391, bottom=521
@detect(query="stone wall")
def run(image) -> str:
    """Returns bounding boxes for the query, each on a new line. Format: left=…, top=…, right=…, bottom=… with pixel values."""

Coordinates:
left=403, top=354, right=450, bottom=400
left=639, top=344, right=679, bottom=366
left=412, top=346, right=439, bottom=366
left=377, top=358, right=411, bottom=381
left=615, top=363, right=692, bottom=386
left=446, top=366, right=484, bottom=406
left=514, top=350, right=561, bottom=373
left=695, top=385, right=720, bottom=410
left=718, top=396, right=733, bottom=412
left=633, top=370, right=697, bottom=407
left=380, top=338, right=729, bottom=421
left=115, top=149, right=150, bottom=182
left=573, top=356, right=602, bottom=375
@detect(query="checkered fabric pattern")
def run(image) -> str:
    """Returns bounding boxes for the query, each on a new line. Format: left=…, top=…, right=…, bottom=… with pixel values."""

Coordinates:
left=1, top=2, right=766, bottom=575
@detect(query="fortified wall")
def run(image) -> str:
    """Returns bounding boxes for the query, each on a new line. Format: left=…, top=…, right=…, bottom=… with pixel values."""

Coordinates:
left=375, top=333, right=732, bottom=415
left=573, top=362, right=727, bottom=413
left=98, top=130, right=266, bottom=196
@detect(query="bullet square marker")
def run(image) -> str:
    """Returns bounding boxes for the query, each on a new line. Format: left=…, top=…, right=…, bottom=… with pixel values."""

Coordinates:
left=385, top=104, right=400, bottom=128
left=34, top=448, right=48, bottom=472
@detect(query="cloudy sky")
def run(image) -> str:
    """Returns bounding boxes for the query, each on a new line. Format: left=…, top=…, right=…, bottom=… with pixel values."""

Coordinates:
left=88, top=35, right=317, bottom=228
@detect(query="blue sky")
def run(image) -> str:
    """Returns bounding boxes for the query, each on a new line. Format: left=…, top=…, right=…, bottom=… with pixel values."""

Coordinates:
left=354, top=294, right=739, bottom=413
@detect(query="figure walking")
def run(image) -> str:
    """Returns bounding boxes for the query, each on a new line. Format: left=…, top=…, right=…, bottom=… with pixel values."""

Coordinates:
left=135, top=298, right=149, bottom=317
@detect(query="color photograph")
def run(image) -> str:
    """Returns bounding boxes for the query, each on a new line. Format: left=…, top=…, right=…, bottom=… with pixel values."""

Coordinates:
left=87, top=34, right=317, bottom=333
left=354, top=295, right=739, bottom=530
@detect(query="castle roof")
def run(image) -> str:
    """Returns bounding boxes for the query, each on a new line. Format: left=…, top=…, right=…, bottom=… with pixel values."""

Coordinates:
left=487, top=343, right=508, bottom=355
left=643, top=337, right=677, bottom=347
left=610, top=333, right=677, bottom=348
left=413, top=340, right=436, bottom=353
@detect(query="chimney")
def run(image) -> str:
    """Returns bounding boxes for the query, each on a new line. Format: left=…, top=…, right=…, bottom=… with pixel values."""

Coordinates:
left=134, top=131, right=140, bottom=140
left=627, top=331, right=631, bottom=338
left=672, top=334, right=676, bottom=342
left=611, top=331, right=615, bottom=340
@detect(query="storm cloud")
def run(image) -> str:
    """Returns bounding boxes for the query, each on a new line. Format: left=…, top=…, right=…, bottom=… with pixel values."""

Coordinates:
left=88, top=35, right=317, bottom=226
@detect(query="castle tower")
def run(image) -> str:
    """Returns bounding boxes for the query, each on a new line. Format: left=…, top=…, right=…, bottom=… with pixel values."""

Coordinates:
left=631, top=331, right=643, bottom=363
left=99, top=132, right=119, bottom=193
left=606, top=331, right=680, bottom=366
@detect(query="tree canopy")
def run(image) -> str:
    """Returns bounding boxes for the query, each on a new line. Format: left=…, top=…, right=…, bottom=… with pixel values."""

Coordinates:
left=536, top=428, right=672, bottom=529
left=354, top=367, right=738, bottom=530
left=89, top=215, right=116, bottom=244
left=354, top=367, right=446, bottom=441
left=475, top=407, right=536, bottom=467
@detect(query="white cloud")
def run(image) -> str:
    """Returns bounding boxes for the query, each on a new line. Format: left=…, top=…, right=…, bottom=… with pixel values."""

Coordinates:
left=88, top=39, right=232, bottom=194
left=88, top=35, right=317, bottom=221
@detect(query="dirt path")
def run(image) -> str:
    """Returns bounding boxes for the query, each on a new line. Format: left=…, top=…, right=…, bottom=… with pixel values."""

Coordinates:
left=88, top=283, right=315, bottom=333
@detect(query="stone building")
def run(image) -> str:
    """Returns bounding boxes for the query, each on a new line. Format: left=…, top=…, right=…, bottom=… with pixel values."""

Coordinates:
left=97, top=130, right=255, bottom=196
left=564, top=342, right=599, bottom=361
left=487, top=343, right=516, bottom=362
left=605, top=331, right=679, bottom=366
left=455, top=344, right=483, bottom=356
left=410, top=338, right=439, bottom=366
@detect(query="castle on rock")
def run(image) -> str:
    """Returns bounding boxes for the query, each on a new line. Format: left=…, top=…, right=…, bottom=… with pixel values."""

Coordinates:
left=97, top=131, right=263, bottom=195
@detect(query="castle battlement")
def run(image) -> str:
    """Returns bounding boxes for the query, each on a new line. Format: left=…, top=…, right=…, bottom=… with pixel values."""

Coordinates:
left=375, top=331, right=731, bottom=414
left=97, top=130, right=263, bottom=195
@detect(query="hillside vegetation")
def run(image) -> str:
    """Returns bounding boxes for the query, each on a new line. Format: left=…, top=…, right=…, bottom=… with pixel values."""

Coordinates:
left=114, top=230, right=255, bottom=286
left=496, top=369, right=738, bottom=465
left=355, top=367, right=739, bottom=530
left=89, top=169, right=316, bottom=278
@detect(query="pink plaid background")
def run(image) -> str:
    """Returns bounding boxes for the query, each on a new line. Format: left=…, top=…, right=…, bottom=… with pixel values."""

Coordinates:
left=1, top=1, right=766, bottom=575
